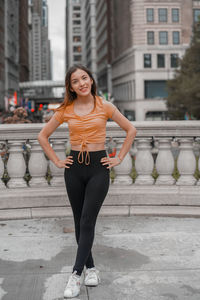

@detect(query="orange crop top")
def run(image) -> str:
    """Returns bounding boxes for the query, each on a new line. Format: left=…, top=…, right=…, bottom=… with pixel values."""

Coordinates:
left=53, top=96, right=117, bottom=165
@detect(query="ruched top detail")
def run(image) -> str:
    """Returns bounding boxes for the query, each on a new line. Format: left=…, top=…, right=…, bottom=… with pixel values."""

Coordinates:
left=53, top=96, right=117, bottom=165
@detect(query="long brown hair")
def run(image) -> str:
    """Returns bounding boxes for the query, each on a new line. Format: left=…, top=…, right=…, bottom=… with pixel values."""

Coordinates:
left=55, top=64, right=97, bottom=112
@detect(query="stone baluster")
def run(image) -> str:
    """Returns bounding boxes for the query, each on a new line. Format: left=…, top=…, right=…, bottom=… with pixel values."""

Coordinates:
left=28, top=140, right=48, bottom=187
left=130, top=140, right=137, bottom=157
left=6, top=140, right=27, bottom=188
left=196, top=138, right=200, bottom=186
left=176, top=138, right=197, bottom=185
left=113, top=138, right=133, bottom=185
left=155, top=138, right=175, bottom=185
left=0, top=143, right=6, bottom=189
left=49, top=139, right=66, bottom=186
left=134, top=138, right=154, bottom=185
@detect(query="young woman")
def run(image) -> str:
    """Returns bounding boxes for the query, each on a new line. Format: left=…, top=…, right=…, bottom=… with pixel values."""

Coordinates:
left=37, top=64, right=137, bottom=298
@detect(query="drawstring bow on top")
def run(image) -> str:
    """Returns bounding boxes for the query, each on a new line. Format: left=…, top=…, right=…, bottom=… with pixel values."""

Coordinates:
left=77, top=138, right=90, bottom=165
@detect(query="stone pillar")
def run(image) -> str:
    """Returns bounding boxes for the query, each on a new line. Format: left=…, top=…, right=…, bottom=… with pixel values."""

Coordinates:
left=113, top=138, right=133, bottom=185
left=155, top=138, right=175, bottom=185
left=0, top=146, right=6, bottom=189
left=134, top=138, right=154, bottom=185
left=49, top=139, right=66, bottom=186
left=28, top=140, right=48, bottom=187
left=176, top=138, right=197, bottom=185
left=6, top=141, right=27, bottom=188
left=197, top=138, right=200, bottom=186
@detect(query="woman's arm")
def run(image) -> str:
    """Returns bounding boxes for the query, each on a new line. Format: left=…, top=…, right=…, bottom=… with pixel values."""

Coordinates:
left=111, top=109, right=137, bottom=161
left=37, top=116, right=73, bottom=168
left=101, top=109, right=137, bottom=168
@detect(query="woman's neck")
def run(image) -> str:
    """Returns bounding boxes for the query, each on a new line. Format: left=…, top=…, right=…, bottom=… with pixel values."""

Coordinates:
left=75, top=94, right=95, bottom=104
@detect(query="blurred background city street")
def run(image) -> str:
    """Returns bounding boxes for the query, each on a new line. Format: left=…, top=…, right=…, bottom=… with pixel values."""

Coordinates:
left=0, top=0, right=200, bottom=123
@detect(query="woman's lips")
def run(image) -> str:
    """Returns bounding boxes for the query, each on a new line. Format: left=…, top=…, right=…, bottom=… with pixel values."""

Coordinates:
left=80, top=87, right=88, bottom=92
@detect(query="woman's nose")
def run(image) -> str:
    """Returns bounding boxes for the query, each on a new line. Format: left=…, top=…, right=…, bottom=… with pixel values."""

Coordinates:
left=79, top=80, right=84, bottom=86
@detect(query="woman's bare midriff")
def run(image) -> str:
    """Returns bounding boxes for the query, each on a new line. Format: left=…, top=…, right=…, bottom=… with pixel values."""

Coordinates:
left=71, top=142, right=105, bottom=152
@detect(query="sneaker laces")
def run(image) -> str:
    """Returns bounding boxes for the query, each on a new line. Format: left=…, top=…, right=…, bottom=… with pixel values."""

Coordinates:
left=86, top=268, right=100, bottom=281
left=67, top=271, right=81, bottom=288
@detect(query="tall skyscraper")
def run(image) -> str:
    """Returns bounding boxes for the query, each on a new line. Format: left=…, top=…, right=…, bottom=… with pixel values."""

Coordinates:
left=66, top=0, right=82, bottom=71
left=4, top=0, right=19, bottom=105
left=29, top=0, right=51, bottom=81
left=41, top=0, right=51, bottom=80
left=95, top=0, right=113, bottom=94
left=19, top=0, right=29, bottom=82
left=0, top=0, right=5, bottom=109
left=81, top=0, right=97, bottom=80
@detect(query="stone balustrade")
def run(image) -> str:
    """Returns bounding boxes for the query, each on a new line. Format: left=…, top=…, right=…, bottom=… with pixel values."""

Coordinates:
left=0, top=121, right=200, bottom=220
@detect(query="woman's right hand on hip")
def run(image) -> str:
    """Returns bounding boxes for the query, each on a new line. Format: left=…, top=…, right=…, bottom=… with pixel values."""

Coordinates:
left=55, top=156, right=74, bottom=168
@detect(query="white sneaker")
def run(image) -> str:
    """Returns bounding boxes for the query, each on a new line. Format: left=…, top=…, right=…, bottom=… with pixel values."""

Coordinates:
left=84, top=267, right=101, bottom=286
left=64, top=270, right=83, bottom=298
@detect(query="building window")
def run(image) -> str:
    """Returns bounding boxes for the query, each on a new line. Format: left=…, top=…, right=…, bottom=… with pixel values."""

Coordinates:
left=157, top=54, right=165, bottom=68
left=73, top=46, right=82, bottom=52
left=147, top=31, right=154, bottom=45
left=146, top=8, right=154, bottom=22
left=73, top=36, right=81, bottom=42
left=145, top=80, right=168, bottom=99
left=193, top=9, right=200, bottom=23
left=145, top=111, right=168, bottom=121
left=172, top=8, right=179, bottom=22
left=124, top=110, right=135, bottom=121
left=171, top=54, right=179, bottom=68
left=73, top=6, right=80, bottom=11
left=73, top=13, right=80, bottom=18
left=158, top=8, right=168, bottom=22
left=144, top=54, right=152, bottom=68
left=159, top=31, right=168, bottom=44
left=74, top=55, right=81, bottom=62
left=73, top=27, right=81, bottom=33
left=173, top=31, right=180, bottom=44
left=73, top=20, right=81, bottom=25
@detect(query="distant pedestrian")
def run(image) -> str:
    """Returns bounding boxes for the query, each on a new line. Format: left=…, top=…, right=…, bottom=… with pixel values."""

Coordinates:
left=37, top=64, right=137, bottom=298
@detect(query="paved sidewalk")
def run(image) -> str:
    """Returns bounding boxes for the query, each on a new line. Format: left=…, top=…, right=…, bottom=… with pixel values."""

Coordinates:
left=0, top=216, right=200, bottom=300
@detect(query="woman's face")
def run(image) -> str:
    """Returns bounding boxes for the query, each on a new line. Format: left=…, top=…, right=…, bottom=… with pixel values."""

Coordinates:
left=70, top=69, right=93, bottom=97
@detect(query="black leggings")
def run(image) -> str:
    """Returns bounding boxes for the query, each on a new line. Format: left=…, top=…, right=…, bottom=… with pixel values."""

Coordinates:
left=64, top=150, right=110, bottom=276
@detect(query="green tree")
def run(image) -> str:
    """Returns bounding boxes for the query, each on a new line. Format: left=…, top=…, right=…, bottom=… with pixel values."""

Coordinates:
left=166, top=21, right=200, bottom=120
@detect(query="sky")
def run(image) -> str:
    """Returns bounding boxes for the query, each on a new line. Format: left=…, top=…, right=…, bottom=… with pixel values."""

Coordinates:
left=48, top=0, right=66, bottom=81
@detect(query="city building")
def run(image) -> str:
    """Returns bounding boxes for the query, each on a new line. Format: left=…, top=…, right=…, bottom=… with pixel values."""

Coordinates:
left=95, top=0, right=113, bottom=94
left=66, top=0, right=82, bottom=70
left=81, top=0, right=97, bottom=81
left=41, top=0, right=52, bottom=80
left=111, top=0, right=198, bottom=121
left=0, top=0, right=5, bottom=109
left=4, top=0, right=20, bottom=106
left=29, top=0, right=51, bottom=81
left=19, top=0, right=29, bottom=82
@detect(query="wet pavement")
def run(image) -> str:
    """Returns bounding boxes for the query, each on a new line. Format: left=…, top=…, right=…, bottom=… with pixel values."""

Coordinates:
left=0, top=215, right=200, bottom=300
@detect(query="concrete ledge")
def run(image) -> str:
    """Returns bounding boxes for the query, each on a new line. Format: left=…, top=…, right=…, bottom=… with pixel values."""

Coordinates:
left=130, top=205, right=200, bottom=217
left=1, top=185, right=200, bottom=220
left=31, top=207, right=73, bottom=218
left=100, top=205, right=129, bottom=216
left=0, top=208, right=31, bottom=220
left=1, top=185, right=200, bottom=210
left=1, top=205, right=200, bottom=220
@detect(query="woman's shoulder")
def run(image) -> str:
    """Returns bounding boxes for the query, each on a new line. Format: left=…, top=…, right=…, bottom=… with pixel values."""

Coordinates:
left=53, top=103, right=72, bottom=124
left=97, top=96, right=117, bottom=118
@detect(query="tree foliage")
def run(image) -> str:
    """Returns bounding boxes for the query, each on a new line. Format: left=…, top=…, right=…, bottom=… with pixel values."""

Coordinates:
left=166, top=21, right=200, bottom=120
